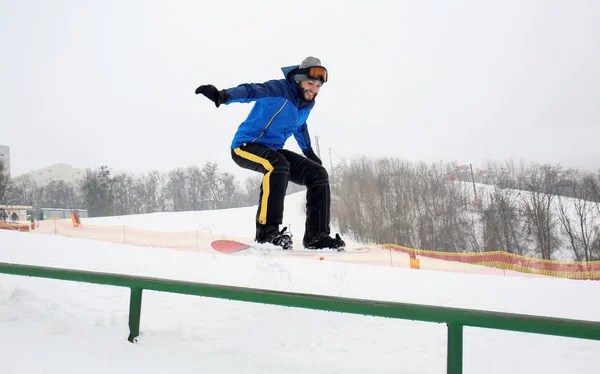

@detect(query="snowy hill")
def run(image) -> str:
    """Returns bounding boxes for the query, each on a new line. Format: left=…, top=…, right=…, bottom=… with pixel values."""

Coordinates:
left=82, top=191, right=316, bottom=240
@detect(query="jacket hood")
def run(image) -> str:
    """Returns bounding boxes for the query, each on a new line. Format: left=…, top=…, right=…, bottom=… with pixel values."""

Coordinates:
left=281, top=65, right=300, bottom=81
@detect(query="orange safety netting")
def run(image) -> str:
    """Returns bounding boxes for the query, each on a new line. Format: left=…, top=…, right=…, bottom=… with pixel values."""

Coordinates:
left=34, top=219, right=212, bottom=250
left=383, top=244, right=600, bottom=280
left=28, top=219, right=600, bottom=280
left=0, top=222, right=31, bottom=232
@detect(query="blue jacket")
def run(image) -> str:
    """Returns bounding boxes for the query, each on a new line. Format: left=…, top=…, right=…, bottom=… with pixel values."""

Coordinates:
left=225, top=65, right=315, bottom=152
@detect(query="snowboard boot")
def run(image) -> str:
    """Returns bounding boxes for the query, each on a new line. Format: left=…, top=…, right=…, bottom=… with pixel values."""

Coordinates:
left=255, top=225, right=293, bottom=250
left=303, top=233, right=346, bottom=251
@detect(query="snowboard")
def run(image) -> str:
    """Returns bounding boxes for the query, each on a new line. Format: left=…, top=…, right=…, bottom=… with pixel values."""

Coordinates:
left=211, top=239, right=372, bottom=256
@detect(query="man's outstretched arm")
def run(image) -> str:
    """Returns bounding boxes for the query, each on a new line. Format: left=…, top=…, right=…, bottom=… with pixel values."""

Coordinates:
left=195, top=80, right=288, bottom=107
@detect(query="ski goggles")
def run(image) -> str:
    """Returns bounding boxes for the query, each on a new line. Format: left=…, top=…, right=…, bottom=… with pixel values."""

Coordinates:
left=297, top=66, right=328, bottom=83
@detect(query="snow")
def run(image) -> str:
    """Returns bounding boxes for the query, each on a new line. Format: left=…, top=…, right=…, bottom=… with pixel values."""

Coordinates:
left=1, top=192, right=599, bottom=373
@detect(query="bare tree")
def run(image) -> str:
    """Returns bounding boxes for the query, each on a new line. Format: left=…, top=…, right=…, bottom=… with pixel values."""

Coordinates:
left=219, top=172, right=240, bottom=208
left=185, top=166, right=204, bottom=210
left=9, top=175, right=38, bottom=206
left=165, top=168, right=187, bottom=212
left=39, top=180, right=79, bottom=209
left=0, top=161, right=10, bottom=203
left=556, top=171, right=600, bottom=261
left=201, top=162, right=244, bottom=210
left=143, top=170, right=168, bottom=213
left=333, top=157, right=480, bottom=252
left=481, top=188, right=524, bottom=254
left=80, top=167, right=108, bottom=217
left=111, top=173, right=140, bottom=216
left=518, top=164, right=562, bottom=260
left=239, top=176, right=262, bottom=206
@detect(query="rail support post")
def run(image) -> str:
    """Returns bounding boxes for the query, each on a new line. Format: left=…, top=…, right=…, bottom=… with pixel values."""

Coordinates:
left=128, top=287, right=143, bottom=342
left=447, top=323, right=463, bottom=374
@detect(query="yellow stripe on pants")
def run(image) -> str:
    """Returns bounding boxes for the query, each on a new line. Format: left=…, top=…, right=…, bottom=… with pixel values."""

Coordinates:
left=233, top=147, right=274, bottom=225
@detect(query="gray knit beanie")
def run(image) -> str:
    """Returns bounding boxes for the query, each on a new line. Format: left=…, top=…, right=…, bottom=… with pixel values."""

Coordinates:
left=295, top=56, right=326, bottom=82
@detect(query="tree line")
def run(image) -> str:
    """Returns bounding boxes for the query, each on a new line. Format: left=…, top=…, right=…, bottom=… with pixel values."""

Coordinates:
left=0, top=161, right=305, bottom=218
left=2, top=158, right=599, bottom=261
left=332, top=158, right=600, bottom=261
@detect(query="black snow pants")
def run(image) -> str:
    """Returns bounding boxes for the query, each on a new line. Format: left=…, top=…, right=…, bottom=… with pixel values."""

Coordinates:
left=231, top=143, right=330, bottom=242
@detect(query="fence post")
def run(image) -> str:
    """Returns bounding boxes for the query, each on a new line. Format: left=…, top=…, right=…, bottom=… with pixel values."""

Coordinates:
left=447, top=323, right=463, bottom=374
left=128, top=288, right=143, bottom=342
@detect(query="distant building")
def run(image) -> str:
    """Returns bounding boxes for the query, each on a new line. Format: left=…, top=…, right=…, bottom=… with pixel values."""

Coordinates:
left=0, top=205, right=32, bottom=221
left=14, top=163, right=86, bottom=186
left=0, top=144, right=9, bottom=177
left=39, top=208, right=88, bottom=220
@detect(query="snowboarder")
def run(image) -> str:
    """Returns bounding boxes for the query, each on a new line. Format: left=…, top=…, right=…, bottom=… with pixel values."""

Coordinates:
left=195, top=56, right=345, bottom=250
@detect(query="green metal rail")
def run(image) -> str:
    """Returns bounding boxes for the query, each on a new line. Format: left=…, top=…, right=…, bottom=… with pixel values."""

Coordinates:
left=1, top=262, right=599, bottom=374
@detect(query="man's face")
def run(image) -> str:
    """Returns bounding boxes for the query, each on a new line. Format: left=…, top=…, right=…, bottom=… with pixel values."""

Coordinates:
left=299, top=80, right=322, bottom=101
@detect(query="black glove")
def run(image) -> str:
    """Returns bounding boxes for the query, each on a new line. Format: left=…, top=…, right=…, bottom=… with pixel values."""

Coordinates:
left=195, top=84, right=230, bottom=108
left=304, top=150, right=322, bottom=165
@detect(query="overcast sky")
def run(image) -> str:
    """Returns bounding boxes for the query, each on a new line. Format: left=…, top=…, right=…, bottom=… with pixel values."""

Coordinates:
left=1, top=0, right=599, bottom=179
